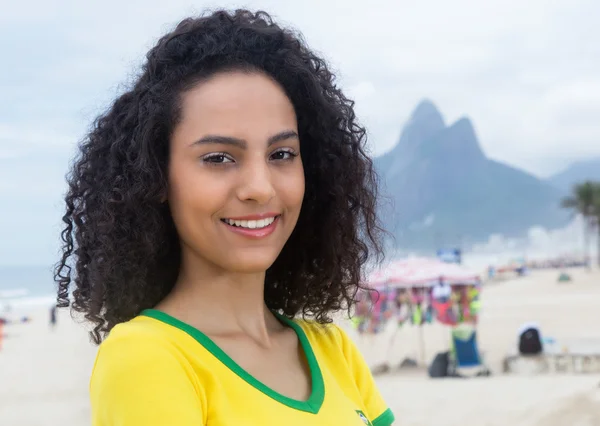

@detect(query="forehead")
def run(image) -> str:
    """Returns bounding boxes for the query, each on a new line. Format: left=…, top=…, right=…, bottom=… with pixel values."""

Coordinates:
left=175, top=71, right=297, bottom=141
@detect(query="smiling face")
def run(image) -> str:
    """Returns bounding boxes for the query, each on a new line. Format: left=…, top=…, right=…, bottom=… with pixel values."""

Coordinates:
left=167, top=71, right=305, bottom=274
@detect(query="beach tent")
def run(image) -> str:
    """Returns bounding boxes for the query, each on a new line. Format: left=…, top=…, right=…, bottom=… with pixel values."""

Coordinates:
left=367, top=257, right=480, bottom=289
left=359, top=257, right=482, bottom=366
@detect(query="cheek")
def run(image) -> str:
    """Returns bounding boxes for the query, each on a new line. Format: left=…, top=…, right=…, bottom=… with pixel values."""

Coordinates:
left=277, top=164, right=305, bottom=209
left=168, top=167, right=229, bottom=230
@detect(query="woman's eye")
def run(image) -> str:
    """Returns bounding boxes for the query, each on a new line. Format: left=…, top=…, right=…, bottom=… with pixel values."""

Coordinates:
left=270, top=149, right=297, bottom=161
left=203, top=153, right=234, bottom=164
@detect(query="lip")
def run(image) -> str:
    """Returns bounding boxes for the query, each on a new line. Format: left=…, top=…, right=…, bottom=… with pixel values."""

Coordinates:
left=224, top=212, right=281, bottom=221
left=220, top=215, right=280, bottom=239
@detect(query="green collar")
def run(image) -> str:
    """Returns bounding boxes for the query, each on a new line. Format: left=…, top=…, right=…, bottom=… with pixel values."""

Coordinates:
left=140, top=309, right=325, bottom=414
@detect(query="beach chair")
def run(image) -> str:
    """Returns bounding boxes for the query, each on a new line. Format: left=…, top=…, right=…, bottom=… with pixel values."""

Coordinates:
left=448, top=324, right=491, bottom=377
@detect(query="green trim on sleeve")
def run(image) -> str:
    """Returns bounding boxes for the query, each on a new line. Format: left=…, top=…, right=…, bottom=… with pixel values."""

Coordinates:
left=372, top=408, right=395, bottom=426
left=140, top=309, right=325, bottom=414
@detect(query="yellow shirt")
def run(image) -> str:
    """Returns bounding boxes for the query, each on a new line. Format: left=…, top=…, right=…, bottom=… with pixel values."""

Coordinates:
left=90, top=309, right=394, bottom=426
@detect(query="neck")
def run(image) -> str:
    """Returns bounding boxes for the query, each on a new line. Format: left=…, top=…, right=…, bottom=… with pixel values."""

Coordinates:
left=157, top=250, right=282, bottom=340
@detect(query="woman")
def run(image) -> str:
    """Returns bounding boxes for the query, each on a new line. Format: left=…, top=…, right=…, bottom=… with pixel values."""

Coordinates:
left=55, top=9, right=394, bottom=426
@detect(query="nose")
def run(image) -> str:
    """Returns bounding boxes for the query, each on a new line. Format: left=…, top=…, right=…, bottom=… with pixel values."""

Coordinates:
left=235, top=157, right=276, bottom=205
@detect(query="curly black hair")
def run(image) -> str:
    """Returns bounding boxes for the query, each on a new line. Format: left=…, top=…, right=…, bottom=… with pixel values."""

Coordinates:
left=55, top=9, right=384, bottom=344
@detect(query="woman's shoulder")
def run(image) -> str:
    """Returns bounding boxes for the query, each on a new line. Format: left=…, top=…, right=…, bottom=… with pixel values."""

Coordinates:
left=290, top=316, right=351, bottom=351
left=101, top=314, right=172, bottom=347
left=92, top=314, right=188, bottom=377
left=90, top=314, right=206, bottom=398
left=90, top=315, right=207, bottom=424
left=293, top=317, right=369, bottom=363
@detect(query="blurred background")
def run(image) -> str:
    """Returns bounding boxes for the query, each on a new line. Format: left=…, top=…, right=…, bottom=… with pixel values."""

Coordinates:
left=1, top=1, right=599, bottom=425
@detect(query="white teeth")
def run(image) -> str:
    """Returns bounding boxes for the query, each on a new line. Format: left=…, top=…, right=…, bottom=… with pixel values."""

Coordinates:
left=224, top=217, right=276, bottom=229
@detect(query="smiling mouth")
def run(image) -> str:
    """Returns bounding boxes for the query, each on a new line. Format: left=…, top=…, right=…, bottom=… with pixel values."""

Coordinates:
left=221, top=215, right=280, bottom=230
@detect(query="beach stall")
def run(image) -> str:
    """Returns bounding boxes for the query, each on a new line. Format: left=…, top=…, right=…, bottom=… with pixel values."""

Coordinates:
left=358, top=257, right=481, bottom=328
left=354, top=257, right=482, bottom=367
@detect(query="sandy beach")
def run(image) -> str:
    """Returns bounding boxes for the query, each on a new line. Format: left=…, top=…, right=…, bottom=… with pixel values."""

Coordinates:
left=1, top=269, right=599, bottom=425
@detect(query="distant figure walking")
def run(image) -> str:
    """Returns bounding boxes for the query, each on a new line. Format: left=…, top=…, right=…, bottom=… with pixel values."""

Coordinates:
left=49, top=305, right=57, bottom=329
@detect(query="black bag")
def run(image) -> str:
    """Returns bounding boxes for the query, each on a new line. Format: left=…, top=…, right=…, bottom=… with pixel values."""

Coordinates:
left=428, top=351, right=449, bottom=378
left=519, top=327, right=543, bottom=355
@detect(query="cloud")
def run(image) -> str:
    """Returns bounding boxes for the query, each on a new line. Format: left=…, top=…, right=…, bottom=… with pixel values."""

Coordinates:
left=4, top=0, right=600, bottom=162
left=2, top=0, right=600, bottom=264
left=467, top=216, right=597, bottom=270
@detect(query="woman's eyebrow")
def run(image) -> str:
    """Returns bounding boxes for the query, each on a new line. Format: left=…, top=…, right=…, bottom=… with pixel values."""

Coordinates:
left=267, top=130, right=298, bottom=145
left=189, top=130, right=298, bottom=148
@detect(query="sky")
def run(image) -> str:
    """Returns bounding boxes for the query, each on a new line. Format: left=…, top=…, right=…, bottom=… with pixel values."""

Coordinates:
left=1, top=0, right=600, bottom=266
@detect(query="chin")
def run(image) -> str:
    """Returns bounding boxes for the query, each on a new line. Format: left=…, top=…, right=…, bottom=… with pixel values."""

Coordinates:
left=221, top=250, right=280, bottom=274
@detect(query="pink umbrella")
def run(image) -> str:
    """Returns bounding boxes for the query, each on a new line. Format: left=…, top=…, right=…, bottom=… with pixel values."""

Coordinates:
left=363, top=257, right=481, bottom=366
left=367, top=257, right=480, bottom=289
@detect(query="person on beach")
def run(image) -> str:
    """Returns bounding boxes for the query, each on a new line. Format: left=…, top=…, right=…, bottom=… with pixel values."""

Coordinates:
left=49, top=305, right=57, bottom=329
left=54, top=9, right=394, bottom=426
left=432, top=278, right=451, bottom=303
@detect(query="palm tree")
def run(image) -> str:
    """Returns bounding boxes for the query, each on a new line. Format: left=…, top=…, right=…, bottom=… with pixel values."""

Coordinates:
left=561, top=181, right=597, bottom=268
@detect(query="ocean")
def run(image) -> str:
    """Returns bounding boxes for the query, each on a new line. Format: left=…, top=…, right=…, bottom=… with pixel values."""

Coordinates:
left=0, top=240, right=589, bottom=313
left=0, top=265, right=57, bottom=311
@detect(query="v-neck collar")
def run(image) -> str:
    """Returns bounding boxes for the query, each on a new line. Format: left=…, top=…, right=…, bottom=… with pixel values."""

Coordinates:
left=140, top=309, right=325, bottom=414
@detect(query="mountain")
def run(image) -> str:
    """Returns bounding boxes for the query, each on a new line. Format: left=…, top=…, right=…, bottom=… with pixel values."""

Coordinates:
left=375, top=100, right=568, bottom=249
left=548, top=158, right=600, bottom=192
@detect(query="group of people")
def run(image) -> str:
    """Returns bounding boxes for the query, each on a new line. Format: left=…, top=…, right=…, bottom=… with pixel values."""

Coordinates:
left=353, top=281, right=482, bottom=334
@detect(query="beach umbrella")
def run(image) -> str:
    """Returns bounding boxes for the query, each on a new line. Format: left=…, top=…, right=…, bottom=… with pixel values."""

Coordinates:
left=363, top=257, right=481, bottom=366
left=367, top=257, right=480, bottom=289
